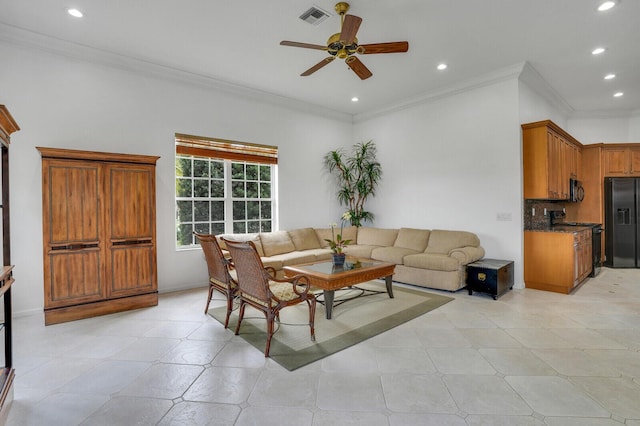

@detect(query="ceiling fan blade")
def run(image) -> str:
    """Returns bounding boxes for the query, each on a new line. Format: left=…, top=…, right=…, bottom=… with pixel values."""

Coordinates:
left=359, top=42, right=409, bottom=54
left=300, top=57, right=335, bottom=76
left=346, top=56, right=372, bottom=80
left=340, top=15, right=362, bottom=44
left=280, top=40, right=328, bottom=51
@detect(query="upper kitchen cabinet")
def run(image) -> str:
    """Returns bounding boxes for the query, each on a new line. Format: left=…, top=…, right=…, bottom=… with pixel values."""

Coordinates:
left=603, top=144, right=640, bottom=177
left=522, top=120, right=582, bottom=200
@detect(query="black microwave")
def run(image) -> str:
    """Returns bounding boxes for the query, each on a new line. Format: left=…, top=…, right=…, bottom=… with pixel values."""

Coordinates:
left=570, top=178, right=584, bottom=202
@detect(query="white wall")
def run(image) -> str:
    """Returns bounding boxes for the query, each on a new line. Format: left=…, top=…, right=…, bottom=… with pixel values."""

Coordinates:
left=518, top=81, right=568, bottom=128
left=630, top=114, right=640, bottom=139
left=568, top=117, right=631, bottom=144
left=353, top=79, right=525, bottom=288
left=0, top=41, right=352, bottom=316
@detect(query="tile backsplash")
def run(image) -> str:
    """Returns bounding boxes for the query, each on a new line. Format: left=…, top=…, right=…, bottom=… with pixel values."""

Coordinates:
left=524, top=200, right=567, bottom=230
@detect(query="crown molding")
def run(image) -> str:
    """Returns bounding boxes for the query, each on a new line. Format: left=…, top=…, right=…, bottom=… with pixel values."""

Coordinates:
left=0, top=23, right=352, bottom=123
left=518, top=62, right=574, bottom=116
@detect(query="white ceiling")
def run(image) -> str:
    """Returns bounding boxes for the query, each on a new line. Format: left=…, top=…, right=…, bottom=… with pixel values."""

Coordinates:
left=1, top=0, right=638, bottom=117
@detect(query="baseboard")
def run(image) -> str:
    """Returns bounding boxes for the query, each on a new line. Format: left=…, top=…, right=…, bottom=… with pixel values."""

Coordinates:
left=44, top=292, right=158, bottom=325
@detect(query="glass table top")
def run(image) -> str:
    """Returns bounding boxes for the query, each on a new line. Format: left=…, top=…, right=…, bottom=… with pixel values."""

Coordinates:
left=294, top=260, right=380, bottom=275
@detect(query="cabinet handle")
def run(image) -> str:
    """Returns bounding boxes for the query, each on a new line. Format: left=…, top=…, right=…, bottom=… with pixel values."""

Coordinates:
left=50, top=243, right=99, bottom=251
left=112, top=239, right=152, bottom=246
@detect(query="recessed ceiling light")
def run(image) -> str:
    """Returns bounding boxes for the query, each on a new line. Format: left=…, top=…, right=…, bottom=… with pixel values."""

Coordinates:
left=598, top=1, right=617, bottom=12
left=613, top=92, right=624, bottom=97
left=604, top=73, right=616, bottom=80
left=592, top=47, right=606, bottom=55
left=437, top=63, right=447, bottom=71
left=67, top=8, right=83, bottom=18
left=351, top=97, right=359, bottom=102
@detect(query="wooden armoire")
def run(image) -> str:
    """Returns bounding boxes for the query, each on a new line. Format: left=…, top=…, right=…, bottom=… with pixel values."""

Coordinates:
left=37, top=147, right=160, bottom=325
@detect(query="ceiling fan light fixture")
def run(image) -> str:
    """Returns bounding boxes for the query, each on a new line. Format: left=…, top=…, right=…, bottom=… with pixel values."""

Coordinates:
left=280, top=2, right=409, bottom=80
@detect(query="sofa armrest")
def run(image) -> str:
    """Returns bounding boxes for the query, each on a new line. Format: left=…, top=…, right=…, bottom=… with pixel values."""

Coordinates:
left=448, top=246, right=485, bottom=265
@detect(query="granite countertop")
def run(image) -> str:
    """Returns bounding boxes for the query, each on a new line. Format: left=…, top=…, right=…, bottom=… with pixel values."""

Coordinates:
left=525, top=225, right=593, bottom=233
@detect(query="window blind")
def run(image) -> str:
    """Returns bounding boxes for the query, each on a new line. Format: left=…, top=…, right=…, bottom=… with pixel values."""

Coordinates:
left=175, top=133, right=278, bottom=164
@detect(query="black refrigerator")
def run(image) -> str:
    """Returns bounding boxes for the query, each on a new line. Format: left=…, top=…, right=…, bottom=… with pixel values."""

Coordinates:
left=605, top=177, right=640, bottom=267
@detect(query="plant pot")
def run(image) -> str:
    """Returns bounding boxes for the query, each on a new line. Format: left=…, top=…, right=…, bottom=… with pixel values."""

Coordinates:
left=332, top=253, right=346, bottom=267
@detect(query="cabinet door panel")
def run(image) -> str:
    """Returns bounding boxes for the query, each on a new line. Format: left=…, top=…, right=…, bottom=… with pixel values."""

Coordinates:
left=630, top=148, right=640, bottom=176
left=108, top=165, right=155, bottom=239
left=45, top=250, right=102, bottom=307
left=109, top=245, right=156, bottom=297
left=604, top=149, right=628, bottom=176
left=46, top=163, right=100, bottom=244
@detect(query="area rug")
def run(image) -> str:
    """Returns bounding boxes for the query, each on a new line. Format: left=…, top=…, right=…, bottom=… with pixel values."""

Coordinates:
left=208, top=280, right=453, bottom=370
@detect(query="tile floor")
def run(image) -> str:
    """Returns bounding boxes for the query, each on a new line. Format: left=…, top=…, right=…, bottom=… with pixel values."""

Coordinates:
left=3, top=267, right=640, bottom=425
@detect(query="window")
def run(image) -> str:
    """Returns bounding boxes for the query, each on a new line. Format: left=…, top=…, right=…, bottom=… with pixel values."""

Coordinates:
left=175, top=133, right=277, bottom=248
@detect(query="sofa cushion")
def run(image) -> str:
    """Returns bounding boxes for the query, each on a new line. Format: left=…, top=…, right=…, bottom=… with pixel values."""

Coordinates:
left=260, top=231, right=296, bottom=257
left=371, top=246, right=420, bottom=264
left=357, top=227, right=398, bottom=246
left=403, top=253, right=460, bottom=271
left=343, top=245, right=378, bottom=259
left=425, top=230, right=480, bottom=254
left=393, top=228, right=431, bottom=252
left=266, top=251, right=317, bottom=266
left=302, top=248, right=333, bottom=262
left=314, top=226, right=358, bottom=248
left=288, top=228, right=321, bottom=251
left=218, top=233, right=264, bottom=257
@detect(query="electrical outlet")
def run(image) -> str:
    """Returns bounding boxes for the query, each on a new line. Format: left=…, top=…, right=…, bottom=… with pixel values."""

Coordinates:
left=496, top=212, right=512, bottom=221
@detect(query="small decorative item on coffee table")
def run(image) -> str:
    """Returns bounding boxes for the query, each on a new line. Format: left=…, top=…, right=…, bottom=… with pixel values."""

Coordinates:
left=332, top=253, right=346, bottom=267
left=324, top=215, right=352, bottom=266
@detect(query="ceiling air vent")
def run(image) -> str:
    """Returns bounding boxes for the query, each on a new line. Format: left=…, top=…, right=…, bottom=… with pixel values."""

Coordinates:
left=299, top=6, right=331, bottom=25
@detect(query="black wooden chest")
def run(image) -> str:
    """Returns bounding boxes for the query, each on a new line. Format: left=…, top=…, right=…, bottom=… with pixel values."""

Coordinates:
left=466, top=259, right=514, bottom=300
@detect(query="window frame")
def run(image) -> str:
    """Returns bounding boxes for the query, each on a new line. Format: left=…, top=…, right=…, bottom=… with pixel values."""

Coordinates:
left=175, top=134, right=278, bottom=250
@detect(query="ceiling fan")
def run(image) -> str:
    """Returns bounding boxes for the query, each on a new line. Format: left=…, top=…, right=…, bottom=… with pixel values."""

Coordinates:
left=280, top=2, right=409, bottom=80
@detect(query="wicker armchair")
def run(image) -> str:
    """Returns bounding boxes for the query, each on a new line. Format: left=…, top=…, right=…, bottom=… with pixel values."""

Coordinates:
left=222, top=238, right=316, bottom=357
left=194, top=232, right=237, bottom=328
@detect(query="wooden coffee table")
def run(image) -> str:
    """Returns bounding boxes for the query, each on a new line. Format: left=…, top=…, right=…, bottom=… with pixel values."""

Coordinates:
left=283, top=259, right=396, bottom=319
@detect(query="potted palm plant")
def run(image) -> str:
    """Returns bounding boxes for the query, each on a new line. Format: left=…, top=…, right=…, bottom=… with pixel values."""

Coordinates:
left=324, top=141, right=383, bottom=227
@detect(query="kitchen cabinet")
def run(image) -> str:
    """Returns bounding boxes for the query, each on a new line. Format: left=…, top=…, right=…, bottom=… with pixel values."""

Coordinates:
left=524, top=229, right=592, bottom=294
left=522, top=120, right=582, bottom=200
left=0, top=105, right=18, bottom=421
left=38, top=147, right=160, bottom=325
left=603, top=144, right=640, bottom=176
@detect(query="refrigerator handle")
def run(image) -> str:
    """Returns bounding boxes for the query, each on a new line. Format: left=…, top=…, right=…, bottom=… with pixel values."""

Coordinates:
left=617, top=208, right=631, bottom=225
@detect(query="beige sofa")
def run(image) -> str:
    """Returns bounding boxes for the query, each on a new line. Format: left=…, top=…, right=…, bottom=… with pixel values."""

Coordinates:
left=216, top=226, right=485, bottom=292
